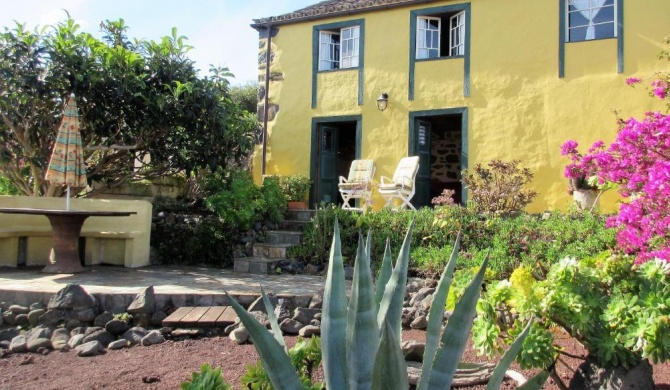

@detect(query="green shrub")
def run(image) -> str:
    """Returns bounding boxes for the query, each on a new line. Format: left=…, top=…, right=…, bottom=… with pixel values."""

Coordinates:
left=280, top=174, right=311, bottom=202
left=182, top=364, right=231, bottom=390
left=0, top=175, right=19, bottom=195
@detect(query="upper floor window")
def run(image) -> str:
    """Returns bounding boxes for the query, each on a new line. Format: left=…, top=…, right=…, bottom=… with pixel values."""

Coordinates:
left=416, top=11, right=465, bottom=59
left=567, top=0, right=617, bottom=42
left=319, top=25, right=360, bottom=71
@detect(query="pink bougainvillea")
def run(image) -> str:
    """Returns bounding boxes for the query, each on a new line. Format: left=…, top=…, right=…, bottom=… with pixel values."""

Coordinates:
left=562, top=78, right=670, bottom=264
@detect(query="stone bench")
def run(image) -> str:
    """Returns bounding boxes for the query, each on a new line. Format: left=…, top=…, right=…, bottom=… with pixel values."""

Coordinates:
left=0, top=196, right=152, bottom=268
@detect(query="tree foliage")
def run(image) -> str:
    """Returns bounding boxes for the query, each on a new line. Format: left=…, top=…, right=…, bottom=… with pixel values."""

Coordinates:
left=0, top=16, right=256, bottom=197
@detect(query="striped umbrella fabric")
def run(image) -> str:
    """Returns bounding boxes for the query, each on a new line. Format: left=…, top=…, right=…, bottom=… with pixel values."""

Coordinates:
left=45, top=94, right=87, bottom=209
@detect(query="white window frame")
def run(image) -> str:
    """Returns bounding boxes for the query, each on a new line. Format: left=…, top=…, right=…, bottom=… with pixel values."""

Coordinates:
left=566, top=0, right=617, bottom=42
left=318, top=25, right=360, bottom=71
left=449, top=11, right=465, bottom=56
left=319, top=31, right=340, bottom=71
left=340, top=26, right=360, bottom=68
left=416, top=16, right=441, bottom=59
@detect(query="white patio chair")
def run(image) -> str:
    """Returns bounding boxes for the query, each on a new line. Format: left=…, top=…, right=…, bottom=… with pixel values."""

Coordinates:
left=338, top=159, right=376, bottom=211
left=378, top=156, right=420, bottom=210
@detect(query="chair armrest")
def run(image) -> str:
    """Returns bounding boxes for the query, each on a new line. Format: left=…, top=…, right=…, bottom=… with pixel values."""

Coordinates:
left=380, top=176, right=393, bottom=185
left=339, top=176, right=348, bottom=184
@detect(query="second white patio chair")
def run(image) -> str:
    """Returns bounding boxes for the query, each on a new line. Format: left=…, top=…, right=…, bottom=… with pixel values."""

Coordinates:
left=378, top=156, right=420, bottom=210
left=338, top=159, right=376, bottom=211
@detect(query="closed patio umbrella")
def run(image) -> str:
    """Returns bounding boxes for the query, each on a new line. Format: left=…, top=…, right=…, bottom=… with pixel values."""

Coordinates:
left=45, top=94, right=87, bottom=210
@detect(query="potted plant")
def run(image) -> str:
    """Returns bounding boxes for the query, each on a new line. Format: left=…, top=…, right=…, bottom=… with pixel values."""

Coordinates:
left=567, top=175, right=600, bottom=211
left=281, top=174, right=311, bottom=210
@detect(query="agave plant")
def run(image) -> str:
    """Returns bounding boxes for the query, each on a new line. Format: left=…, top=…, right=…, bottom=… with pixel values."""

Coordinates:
left=226, top=221, right=549, bottom=389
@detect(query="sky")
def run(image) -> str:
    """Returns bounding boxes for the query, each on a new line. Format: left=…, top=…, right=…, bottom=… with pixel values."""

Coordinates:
left=0, top=0, right=316, bottom=85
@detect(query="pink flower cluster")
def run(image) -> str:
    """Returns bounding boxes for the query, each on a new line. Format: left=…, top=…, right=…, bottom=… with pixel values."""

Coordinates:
left=562, top=110, right=670, bottom=264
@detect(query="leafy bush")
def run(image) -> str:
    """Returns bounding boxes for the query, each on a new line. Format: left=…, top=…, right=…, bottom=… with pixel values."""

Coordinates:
left=473, top=254, right=670, bottom=372
left=280, top=174, right=311, bottom=202
left=0, top=175, right=19, bottom=195
left=182, top=364, right=231, bottom=390
left=461, top=159, right=538, bottom=215
left=241, top=337, right=323, bottom=390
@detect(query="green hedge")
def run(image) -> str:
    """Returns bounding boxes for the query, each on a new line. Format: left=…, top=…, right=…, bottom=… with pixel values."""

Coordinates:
left=288, top=204, right=616, bottom=279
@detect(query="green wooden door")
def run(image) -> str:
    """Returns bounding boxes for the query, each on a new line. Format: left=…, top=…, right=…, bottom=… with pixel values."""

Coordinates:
left=317, top=126, right=339, bottom=204
left=414, top=119, right=432, bottom=208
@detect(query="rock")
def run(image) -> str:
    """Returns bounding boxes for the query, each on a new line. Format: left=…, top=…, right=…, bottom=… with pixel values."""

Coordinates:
left=68, top=334, right=85, bottom=349
left=410, top=315, right=428, bottom=329
left=141, top=330, right=165, bottom=346
left=309, top=319, right=321, bottom=327
left=298, top=325, right=320, bottom=337
left=70, top=327, right=87, bottom=336
left=65, top=319, right=83, bottom=330
left=121, top=327, right=148, bottom=345
left=29, top=302, right=45, bottom=311
left=27, top=338, right=52, bottom=352
left=82, top=329, right=115, bottom=347
left=14, top=314, right=29, bottom=326
left=230, top=326, right=250, bottom=344
left=133, top=313, right=152, bottom=328
left=68, top=308, right=97, bottom=323
left=314, top=312, right=322, bottom=321
left=75, top=341, right=104, bottom=357
left=150, top=311, right=167, bottom=327
left=0, top=340, right=9, bottom=349
left=9, top=335, right=27, bottom=353
left=38, top=309, right=65, bottom=326
left=292, top=307, right=321, bottom=325
left=249, top=311, right=270, bottom=328
left=48, top=284, right=97, bottom=311
left=568, top=356, right=654, bottom=390
left=309, top=292, right=323, bottom=309
left=2, top=310, right=16, bottom=326
left=224, top=323, right=238, bottom=336
left=127, top=286, right=156, bottom=314
left=108, top=339, right=128, bottom=350
left=84, top=326, right=103, bottom=336
left=304, top=264, right=320, bottom=275
left=344, top=266, right=355, bottom=280
left=28, top=309, right=46, bottom=327
left=0, top=328, right=19, bottom=342
left=402, top=307, right=417, bottom=328
left=410, top=287, right=435, bottom=307
left=274, top=299, right=292, bottom=323
left=279, top=318, right=303, bottom=335
left=401, top=340, right=425, bottom=362
left=236, top=295, right=257, bottom=306
left=105, top=319, right=129, bottom=336
left=50, top=328, right=70, bottom=350
left=247, top=294, right=278, bottom=314
left=26, top=326, right=53, bottom=343
left=9, top=305, right=30, bottom=315
left=93, top=311, right=114, bottom=328
left=406, top=278, right=425, bottom=293
left=420, top=294, right=434, bottom=311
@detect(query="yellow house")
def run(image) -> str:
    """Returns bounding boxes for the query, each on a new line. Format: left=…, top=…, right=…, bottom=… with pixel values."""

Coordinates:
left=251, top=0, right=670, bottom=212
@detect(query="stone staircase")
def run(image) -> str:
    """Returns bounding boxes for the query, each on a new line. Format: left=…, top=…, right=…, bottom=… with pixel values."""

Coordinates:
left=233, top=209, right=314, bottom=274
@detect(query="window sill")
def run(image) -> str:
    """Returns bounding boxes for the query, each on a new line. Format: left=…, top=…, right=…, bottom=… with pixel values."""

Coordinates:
left=317, top=67, right=359, bottom=74
left=415, top=55, right=465, bottom=62
left=566, top=36, right=617, bottom=44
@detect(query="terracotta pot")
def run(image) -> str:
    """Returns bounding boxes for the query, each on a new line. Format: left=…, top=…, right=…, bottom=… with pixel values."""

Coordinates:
left=287, top=201, right=308, bottom=210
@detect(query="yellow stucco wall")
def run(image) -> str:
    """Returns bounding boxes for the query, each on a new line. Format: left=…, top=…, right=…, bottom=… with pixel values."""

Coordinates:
left=253, top=0, right=670, bottom=212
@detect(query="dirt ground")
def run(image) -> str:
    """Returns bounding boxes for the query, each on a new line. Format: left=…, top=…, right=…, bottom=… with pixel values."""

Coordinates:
left=0, top=329, right=668, bottom=390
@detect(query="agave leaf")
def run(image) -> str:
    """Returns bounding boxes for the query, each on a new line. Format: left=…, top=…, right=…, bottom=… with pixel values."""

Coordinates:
left=346, top=231, right=379, bottom=390
left=417, top=232, right=461, bottom=390
left=425, top=254, right=489, bottom=390
left=516, top=370, right=550, bottom=390
left=374, top=238, right=393, bottom=309
left=321, top=220, right=348, bottom=390
left=371, top=318, right=409, bottom=390
left=486, top=318, right=535, bottom=390
left=377, top=220, right=415, bottom=337
left=224, top=289, right=303, bottom=390
left=260, top=285, right=285, bottom=349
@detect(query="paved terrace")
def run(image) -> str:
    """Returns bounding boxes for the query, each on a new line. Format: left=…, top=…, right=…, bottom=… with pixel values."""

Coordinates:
left=0, top=265, right=334, bottom=312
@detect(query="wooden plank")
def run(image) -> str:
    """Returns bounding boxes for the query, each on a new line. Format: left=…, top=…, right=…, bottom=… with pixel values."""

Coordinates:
left=198, top=306, right=226, bottom=327
left=180, top=307, right=211, bottom=326
left=162, top=307, right=195, bottom=327
left=216, top=306, right=238, bottom=326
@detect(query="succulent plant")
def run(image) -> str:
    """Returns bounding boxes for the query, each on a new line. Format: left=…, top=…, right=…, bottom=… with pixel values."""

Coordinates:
left=226, top=221, right=549, bottom=390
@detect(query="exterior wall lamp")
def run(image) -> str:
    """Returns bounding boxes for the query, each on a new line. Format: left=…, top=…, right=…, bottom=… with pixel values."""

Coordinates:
left=376, top=92, right=389, bottom=112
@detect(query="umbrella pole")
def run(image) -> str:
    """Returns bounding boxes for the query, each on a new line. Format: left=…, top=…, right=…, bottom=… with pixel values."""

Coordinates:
left=66, top=185, right=71, bottom=211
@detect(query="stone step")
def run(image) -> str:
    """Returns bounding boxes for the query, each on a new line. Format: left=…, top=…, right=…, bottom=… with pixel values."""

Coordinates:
left=233, top=256, right=281, bottom=274
left=278, top=219, right=309, bottom=231
left=252, top=243, right=293, bottom=259
left=286, top=209, right=315, bottom=222
left=266, top=230, right=303, bottom=245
